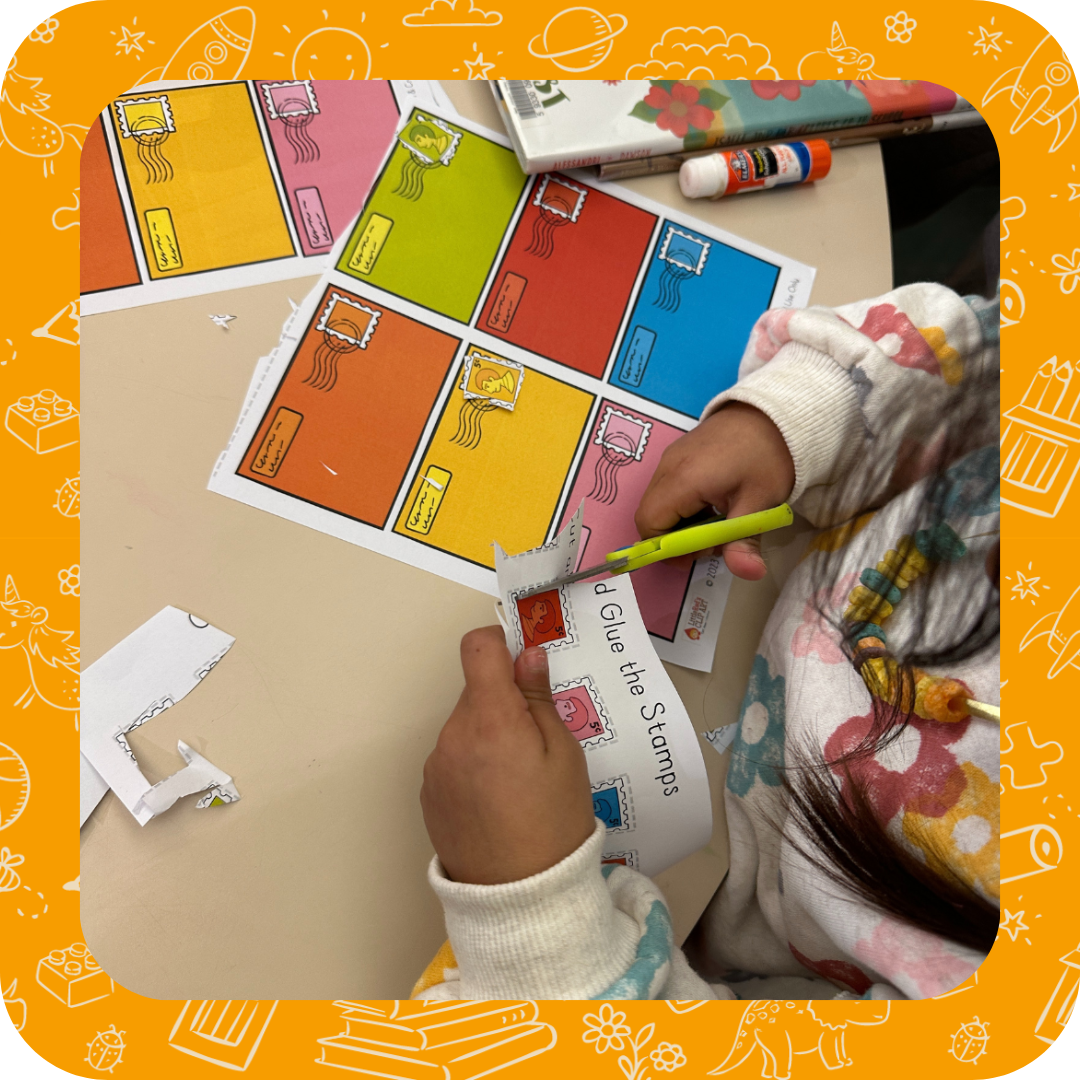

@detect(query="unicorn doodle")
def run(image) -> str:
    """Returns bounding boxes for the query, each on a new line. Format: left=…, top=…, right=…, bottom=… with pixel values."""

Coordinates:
left=0, top=576, right=79, bottom=727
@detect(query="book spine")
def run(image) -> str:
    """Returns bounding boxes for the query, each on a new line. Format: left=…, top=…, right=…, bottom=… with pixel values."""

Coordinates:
left=417, top=1003, right=539, bottom=1049
left=316, top=1039, right=449, bottom=1080
left=342, top=1019, right=423, bottom=1049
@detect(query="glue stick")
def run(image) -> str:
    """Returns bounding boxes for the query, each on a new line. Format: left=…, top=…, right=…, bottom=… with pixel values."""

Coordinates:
left=679, top=140, right=832, bottom=200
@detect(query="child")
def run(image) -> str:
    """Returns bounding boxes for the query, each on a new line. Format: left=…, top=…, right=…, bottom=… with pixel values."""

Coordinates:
left=417, top=282, right=1000, bottom=1001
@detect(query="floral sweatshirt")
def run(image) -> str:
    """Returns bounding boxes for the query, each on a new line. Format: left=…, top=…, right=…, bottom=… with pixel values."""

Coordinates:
left=413, top=283, right=1000, bottom=1002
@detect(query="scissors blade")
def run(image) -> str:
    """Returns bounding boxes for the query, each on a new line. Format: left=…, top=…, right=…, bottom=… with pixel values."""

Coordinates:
left=517, top=556, right=631, bottom=598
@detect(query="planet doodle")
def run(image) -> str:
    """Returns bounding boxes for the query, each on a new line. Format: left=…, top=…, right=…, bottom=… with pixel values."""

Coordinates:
left=528, top=8, right=628, bottom=73
left=0, top=743, right=29, bottom=831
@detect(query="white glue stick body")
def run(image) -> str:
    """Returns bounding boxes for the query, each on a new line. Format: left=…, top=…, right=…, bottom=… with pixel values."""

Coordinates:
left=680, top=140, right=832, bottom=200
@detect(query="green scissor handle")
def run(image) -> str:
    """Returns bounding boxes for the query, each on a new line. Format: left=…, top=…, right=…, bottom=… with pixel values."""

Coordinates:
left=606, top=504, right=794, bottom=574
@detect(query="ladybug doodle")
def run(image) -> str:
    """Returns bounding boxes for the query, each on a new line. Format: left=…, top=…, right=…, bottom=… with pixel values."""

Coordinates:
left=949, top=1016, right=990, bottom=1064
left=86, top=1024, right=126, bottom=1073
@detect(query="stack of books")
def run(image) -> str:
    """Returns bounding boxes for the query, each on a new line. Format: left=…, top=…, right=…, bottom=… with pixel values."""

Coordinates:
left=314, top=999, right=556, bottom=1079
left=492, top=79, right=984, bottom=180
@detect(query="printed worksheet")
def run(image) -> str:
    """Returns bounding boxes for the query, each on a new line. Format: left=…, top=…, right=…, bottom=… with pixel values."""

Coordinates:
left=495, top=507, right=712, bottom=877
left=81, top=79, right=449, bottom=313
left=210, top=105, right=814, bottom=670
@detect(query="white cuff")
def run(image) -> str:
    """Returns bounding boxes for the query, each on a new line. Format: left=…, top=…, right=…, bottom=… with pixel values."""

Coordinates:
left=701, top=341, right=862, bottom=504
left=428, top=819, right=641, bottom=999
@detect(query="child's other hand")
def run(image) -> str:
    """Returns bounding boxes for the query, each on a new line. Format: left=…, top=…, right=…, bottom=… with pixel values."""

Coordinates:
left=421, top=627, right=596, bottom=886
left=635, top=403, right=795, bottom=581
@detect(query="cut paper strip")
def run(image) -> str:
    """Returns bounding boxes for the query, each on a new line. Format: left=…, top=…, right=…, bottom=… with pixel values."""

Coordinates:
left=80, top=607, right=237, bottom=827
left=495, top=505, right=711, bottom=877
left=703, top=724, right=739, bottom=756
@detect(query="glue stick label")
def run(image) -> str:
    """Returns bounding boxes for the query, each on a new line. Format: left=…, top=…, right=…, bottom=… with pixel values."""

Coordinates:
left=727, top=145, right=804, bottom=192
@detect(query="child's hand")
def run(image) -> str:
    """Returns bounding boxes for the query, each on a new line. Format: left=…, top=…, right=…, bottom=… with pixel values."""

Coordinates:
left=635, top=403, right=795, bottom=581
left=421, top=627, right=596, bottom=885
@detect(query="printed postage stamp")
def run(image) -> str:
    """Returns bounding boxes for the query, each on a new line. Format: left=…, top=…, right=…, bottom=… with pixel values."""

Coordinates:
left=460, top=348, right=524, bottom=410
left=551, top=674, right=615, bottom=748
left=513, top=585, right=577, bottom=652
left=591, top=774, right=633, bottom=833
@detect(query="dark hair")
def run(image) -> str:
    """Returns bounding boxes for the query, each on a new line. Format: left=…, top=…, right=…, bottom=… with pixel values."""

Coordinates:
left=774, top=336, right=1000, bottom=954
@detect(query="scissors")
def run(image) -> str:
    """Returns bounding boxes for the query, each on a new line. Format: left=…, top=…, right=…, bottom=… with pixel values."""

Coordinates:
left=517, top=504, right=793, bottom=599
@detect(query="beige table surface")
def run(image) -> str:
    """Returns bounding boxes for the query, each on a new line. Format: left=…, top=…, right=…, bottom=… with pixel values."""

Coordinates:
left=81, top=81, right=892, bottom=1000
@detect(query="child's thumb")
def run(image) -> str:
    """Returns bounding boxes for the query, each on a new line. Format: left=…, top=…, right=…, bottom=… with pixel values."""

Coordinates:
left=721, top=496, right=771, bottom=581
left=515, top=647, right=575, bottom=746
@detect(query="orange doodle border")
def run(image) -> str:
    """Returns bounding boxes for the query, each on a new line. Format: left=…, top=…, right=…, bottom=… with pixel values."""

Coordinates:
left=0, top=1, right=1076, bottom=1077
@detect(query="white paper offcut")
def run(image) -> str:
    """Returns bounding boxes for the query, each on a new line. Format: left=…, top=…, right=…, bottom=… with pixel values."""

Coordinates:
left=80, top=607, right=238, bottom=826
left=495, top=507, right=712, bottom=877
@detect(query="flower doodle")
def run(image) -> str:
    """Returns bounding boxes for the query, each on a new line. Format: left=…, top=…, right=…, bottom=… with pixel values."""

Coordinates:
left=583, top=1006, right=685, bottom=1078
left=1051, top=249, right=1080, bottom=295
left=583, top=1003, right=632, bottom=1054
left=884, top=12, right=917, bottom=44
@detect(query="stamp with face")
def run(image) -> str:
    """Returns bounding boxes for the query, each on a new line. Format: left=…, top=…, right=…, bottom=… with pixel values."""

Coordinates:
left=461, top=348, right=524, bottom=410
left=601, top=850, right=639, bottom=870
left=262, top=80, right=320, bottom=120
left=398, top=113, right=462, bottom=167
left=551, top=675, right=614, bottom=747
left=514, top=587, right=575, bottom=651
left=591, top=774, right=633, bottom=833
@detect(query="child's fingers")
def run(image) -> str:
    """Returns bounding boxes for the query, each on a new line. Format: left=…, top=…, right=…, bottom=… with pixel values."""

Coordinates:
left=513, top=647, right=583, bottom=751
left=459, top=626, right=527, bottom=713
left=718, top=493, right=770, bottom=581
left=635, top=475, right=711, bottom=540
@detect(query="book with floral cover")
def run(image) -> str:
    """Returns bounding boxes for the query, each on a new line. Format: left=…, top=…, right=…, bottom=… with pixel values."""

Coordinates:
left=492, top=79, right=973, bottom=174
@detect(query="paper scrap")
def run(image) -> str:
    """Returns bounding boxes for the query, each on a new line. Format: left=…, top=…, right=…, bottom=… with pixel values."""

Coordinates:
left=495, top=506, right=712, bottom=877
left=209, top=314, right=237, bottom=329
left=703, top=725, right=739, bottom=757
left=80, top=607, right=238, bottom=827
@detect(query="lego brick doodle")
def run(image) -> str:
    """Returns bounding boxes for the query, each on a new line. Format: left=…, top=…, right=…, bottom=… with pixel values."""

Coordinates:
left=5, top=390, right=79, bottom=454
left=36, top=944, right=114, bottom=1007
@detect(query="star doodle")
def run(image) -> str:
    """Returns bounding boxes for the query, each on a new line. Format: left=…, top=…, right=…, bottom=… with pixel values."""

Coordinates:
left=1069, top=183, right=1080, bottom=202
left=113, top=25, right=145, bottom=55
left=972, top=25, right=1003, bottom=55
left=998, top=908, right=1029, bottom=942
left=464, top=42, right=495, bottom=79
left=1011, top=570, right=1042, bottom=601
